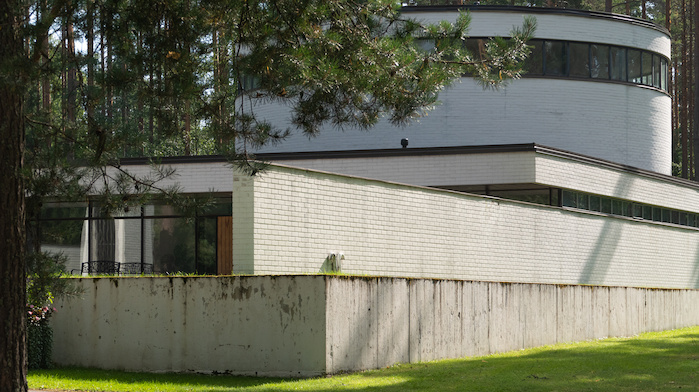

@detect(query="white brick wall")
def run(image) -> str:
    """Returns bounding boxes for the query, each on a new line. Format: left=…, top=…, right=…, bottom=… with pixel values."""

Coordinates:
left=274, top=151, right=537, bottom=187
left=115, top=162, right=233, bottom=194
left=407, top=9, right=671, bottom=57
left=535, top=154, right=699, bottom=212
left=233, top=165, right=699, bottom=289
left=272, top=148, right=699, bottom=212
left=256, top=78, right=672, bottom=174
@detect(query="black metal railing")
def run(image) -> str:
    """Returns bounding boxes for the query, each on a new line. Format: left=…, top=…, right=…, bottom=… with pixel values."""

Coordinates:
left=80, top=261, right=154, bottom=275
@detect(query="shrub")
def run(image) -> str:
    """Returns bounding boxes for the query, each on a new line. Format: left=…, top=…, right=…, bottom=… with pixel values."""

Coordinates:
left=27, top=305, right=54, bottom=369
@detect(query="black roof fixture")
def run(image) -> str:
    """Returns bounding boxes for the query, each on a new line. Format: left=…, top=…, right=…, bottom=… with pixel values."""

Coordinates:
left=401, top=138, right=409, bottom=148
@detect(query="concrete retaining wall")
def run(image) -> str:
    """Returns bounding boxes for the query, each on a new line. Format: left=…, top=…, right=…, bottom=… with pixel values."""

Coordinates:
left=52, top=276, right=699, bottom=375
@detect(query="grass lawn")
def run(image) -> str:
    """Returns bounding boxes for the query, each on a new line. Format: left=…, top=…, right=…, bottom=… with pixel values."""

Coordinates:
left=29, top=326, right=699, bottom=392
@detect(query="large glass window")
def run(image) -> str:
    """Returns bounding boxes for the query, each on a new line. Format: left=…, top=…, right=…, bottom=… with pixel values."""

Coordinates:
left=628, top=49, right=642, bottom=83
left=590, top=44, right=609, bottom=79
left=150, top=217, right=195, bottom=274
left=468, top=38, right=669, bottom=92
left=525, top=40, right=543, bottom=75
left=610, top=47, right=626, bottom=81
left=39, top=198, right=232, bottom=275
left=569, top=42, right=590, bottom=78
left=642, top=52, right=653, bottom=85
left=544, top=41, right=567, bottom=76
left=653, top=55, right=662, bottom=89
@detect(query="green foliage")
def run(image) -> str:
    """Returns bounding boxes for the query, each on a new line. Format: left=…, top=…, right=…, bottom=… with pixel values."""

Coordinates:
left=26, top=252, right=74, bottom=310
left=17, top=1, right=535, bottom=209
left=27, top=316, right=53, bottom=370
left=26, top=252, right=81, bottom=369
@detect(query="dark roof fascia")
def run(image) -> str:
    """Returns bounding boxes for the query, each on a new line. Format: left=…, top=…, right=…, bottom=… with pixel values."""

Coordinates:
left=117, top=144, right=537, bottom=166
left=119, top=155, right=230, bottom=165
left=256, top=143, right=538, bottom=160
left=400, top=5, right=670, bottom=37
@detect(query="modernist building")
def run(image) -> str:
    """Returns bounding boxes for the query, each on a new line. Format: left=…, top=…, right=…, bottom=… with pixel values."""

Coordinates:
left=41, top=6, right=699, bottom=289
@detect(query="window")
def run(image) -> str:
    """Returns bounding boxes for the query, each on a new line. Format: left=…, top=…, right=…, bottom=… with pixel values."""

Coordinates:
left=653, top=55, right=662, bottom=89
left=569, top=42, right=590, bottom=78
left=39, top=199, right=232, bottom=275
left=478, top=38, right=668, bottom=92
left=628, top=49, right=642, bottom=83
left=641, top=52, right=653, bottom=85
left=590, top=44, right=609, bottom=79
left=524, top=40, right=543, bottom=75
left=610, top=47, right=626, bottom=81
left=544, top=41, right=567, bottom=76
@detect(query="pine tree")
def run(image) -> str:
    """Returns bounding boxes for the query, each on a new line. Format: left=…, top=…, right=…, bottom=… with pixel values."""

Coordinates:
left=0, top=1, right=534, bottom=390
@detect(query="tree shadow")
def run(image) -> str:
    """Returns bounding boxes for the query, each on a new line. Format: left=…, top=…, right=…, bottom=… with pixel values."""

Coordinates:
left=31, top=329, right=699, bottom=392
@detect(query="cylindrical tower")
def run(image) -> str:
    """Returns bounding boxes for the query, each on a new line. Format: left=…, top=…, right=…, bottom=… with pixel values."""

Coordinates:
left=253, top=6, right=672, bottom=175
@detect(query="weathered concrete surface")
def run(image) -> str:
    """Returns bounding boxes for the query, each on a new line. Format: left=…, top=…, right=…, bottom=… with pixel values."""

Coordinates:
left=324, top=278, right=699, bottom=373
left=52, top=276, right=699, bottom=375
left=52, top=276, right=327, bottom=377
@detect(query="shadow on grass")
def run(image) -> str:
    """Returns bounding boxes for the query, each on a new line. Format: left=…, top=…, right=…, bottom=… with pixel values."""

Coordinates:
left=30, top=329, right=699, bottom=392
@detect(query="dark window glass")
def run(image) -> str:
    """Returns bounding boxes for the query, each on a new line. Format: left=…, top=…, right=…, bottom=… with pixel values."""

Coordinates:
left=622, top=201, right=633, bottom=217
left=525, top=40, right=543, bottom=75
left=662, top=209, right=672, bottom=223
left=653, top=207, right=662, bottom=221
left=610, top=47, right=626, bottom=81
left=611, top=199, right=623, bottom=215
left=688, top=214, right=696, bottom=227
left=40, top=204, right=86, bottom=247
left=601, top=198, right=612, bottom=214
left=642, top=52, right=653, bottom=85
left=633, top=204, right=643, bottom=218
left=561, top=190, right=576, bottom=208
left=489, top=189, right=552, bottom=204
left=200, top=201, right=233, bottom=216
left=653, top=55, right=661, bottom=89
left=150, top=217, right=195, bottom=274
left=550, top=189, right=560, bottom=207
left=672, top=210, right=680, bottom=224
left=544, top=41, right=567, bottom=76
left=196, top=217, right=218, bottom=274
left=589, top=195, right=601, bottom=212
left=569, top=42, right=589, bottom=78
left=643, top=205, right=653, bottom=220
left=680, top=212, right=688, bottom=226
left=661, top=57, right=668, bottom=91
left=577, top=193, right=589, bottom=210
left=590, top=44, right=609, bottom=79
left=628, top=49, right=642, bottom=83
left=90, top=219, right=116, bottom=261
left=465, top=38, right=487, bottom=62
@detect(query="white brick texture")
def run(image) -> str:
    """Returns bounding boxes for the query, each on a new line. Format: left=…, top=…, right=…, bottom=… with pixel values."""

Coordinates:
left=233, top=165, right=699, bottom=289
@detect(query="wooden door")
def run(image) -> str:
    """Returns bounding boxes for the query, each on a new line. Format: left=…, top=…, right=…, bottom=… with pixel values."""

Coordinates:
left=217, top=216, right=233, bottom=275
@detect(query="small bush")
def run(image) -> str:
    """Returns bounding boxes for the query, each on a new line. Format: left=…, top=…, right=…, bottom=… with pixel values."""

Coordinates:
left=27, top=305, right=54, bottom=369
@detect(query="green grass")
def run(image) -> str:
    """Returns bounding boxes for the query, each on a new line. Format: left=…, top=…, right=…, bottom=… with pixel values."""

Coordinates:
left=29, top=326, right=699, bottom=391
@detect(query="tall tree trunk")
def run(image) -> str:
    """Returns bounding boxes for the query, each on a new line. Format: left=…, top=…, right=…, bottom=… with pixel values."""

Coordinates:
left=0, top=0, right=28, bottom=390
left=694, top=0, right=699, bottom=178
left=683, top=0, right=689, bottom=177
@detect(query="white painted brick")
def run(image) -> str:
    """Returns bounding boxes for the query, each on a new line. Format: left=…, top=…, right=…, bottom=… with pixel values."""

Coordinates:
left=235, top=165, right=699, bottom=289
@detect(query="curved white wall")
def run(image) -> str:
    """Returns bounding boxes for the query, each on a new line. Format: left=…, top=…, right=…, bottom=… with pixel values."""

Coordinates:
left=409, top=9, right=670, bottom=57
left=252, top=8, right=672, bottom=174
